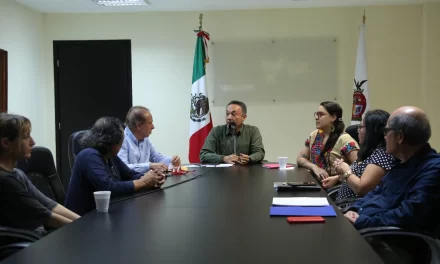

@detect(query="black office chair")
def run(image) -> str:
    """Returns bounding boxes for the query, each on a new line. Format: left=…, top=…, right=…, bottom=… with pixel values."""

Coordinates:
left=68, top=130, right=87, bottom=172
left=326, top=185, right=341, bottom=201
left=345, top=124, right=359, bottom=144
left=16, top=146, right=66, bottom=204
left=360, top=227, right=440, bottom=264
left=0, top=226, right=41, bottom=260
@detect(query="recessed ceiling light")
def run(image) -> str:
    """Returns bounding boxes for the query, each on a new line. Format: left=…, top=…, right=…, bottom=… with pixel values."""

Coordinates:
left=91, top=0, right=151, bottom=6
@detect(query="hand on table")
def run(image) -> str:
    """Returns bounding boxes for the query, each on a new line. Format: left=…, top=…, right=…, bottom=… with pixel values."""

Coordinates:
left=150, top=163, right=168, bottom=172
left=223, top=154, right=238, bottom=164
left=321, top=176, right=340, bottom=189
left=312, top=167, right=329, bottom=180
left=141, top=170, right=166, bottom=188
left=344, top=211, right=359, bottom=224
left=237, top=153, right=250, bottom=165
left=171, top=155, right=181, bottom=167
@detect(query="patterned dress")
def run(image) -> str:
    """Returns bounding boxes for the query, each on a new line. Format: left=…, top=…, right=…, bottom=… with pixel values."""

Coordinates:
left=336, top=148, right=395, bottom=200
left=305, top=130, right=359, bottom=176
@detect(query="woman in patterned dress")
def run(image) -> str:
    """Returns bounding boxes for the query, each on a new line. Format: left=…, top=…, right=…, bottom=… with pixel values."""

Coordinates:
left=322, top=110, right=395, bottom=199
left=297, top=101, right=359, bottom=186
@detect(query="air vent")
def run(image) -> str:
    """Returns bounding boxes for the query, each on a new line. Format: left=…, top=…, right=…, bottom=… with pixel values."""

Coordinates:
left=91, top=0, right=151, bottom=6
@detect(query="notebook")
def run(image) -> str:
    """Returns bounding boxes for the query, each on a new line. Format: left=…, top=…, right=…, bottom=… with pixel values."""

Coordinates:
left=269, top=206, right=337, bottom=217
left=272, top=197, right=329, bottom=207
left=263, top=163, right=294, bottom=169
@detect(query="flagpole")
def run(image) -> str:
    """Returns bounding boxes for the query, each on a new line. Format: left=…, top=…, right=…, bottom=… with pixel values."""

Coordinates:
left=199, top=13, right=203, bottom=31
left=189, top=13, right=213, bottom=163
left=363, top=9, right=366, bottom=25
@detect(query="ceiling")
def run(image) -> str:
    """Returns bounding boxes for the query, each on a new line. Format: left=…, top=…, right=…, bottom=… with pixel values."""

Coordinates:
left=15, top=0, right=438, bottom=13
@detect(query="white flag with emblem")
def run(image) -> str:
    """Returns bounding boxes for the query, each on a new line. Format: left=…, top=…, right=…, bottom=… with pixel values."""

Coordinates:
left=351, top=22, right=369, bottom=125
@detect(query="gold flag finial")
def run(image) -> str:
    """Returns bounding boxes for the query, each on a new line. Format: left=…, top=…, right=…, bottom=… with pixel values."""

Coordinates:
left=199, top=13, right=203, bottom=31
left=362, top=9, right=366, bottom=25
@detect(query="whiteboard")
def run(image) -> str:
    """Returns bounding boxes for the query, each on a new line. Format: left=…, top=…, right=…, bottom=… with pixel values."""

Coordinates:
left=211, top=37, right=338, bottom=105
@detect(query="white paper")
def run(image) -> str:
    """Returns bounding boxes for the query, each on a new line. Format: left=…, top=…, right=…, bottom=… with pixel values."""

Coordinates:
left=204, top=164, right=234, bottom=167
left=183, top=164, right=234, bottom=168
left=272, top=197, right=329, bottom=207
left=184, top=164, right=202, bottom=168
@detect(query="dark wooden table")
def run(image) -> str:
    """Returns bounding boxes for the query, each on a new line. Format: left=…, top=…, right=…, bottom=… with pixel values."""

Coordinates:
left=3, top=164, right=383, bottom=263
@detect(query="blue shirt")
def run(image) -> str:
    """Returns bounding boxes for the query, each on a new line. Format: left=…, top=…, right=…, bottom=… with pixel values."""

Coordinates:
left=65, top=148, right=143, bottom=216
left=349, top=144, right=440, bottom=233
left=117, top=127, right=171, bottom=173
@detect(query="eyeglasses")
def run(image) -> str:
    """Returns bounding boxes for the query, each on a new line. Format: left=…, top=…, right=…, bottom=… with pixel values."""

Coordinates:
left=357, top=125, right=366, bottom=130
left=382, top=127, right=398, bottom=135
left=314, top=112, right=326, bottom=119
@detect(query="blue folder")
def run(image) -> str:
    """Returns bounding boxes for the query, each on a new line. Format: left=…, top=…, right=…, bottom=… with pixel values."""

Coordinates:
left=270, top=206, right=337, bottom=217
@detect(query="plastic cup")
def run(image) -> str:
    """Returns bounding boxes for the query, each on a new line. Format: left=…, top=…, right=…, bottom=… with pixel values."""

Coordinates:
left=94, top=191, right=111, bottom=213
left=278, top=157, right=288, bottom=170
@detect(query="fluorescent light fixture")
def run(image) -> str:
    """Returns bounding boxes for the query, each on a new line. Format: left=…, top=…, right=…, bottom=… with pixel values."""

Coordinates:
left=92, top=0, right=151, bottom=6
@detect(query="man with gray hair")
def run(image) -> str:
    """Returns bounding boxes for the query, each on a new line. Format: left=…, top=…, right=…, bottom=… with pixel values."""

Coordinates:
left=118, top=106, right=181, bottom=173
left=344, top=106, right=440, bottom=233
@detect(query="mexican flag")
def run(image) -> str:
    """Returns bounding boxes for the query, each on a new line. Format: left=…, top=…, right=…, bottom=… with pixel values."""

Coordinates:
left=351, top=21, right=370, bottom=125
left=188, top=30, right=213, bottom=163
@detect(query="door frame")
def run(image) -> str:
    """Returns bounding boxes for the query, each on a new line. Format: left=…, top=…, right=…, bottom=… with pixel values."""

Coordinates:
left=53, top=40, right=133, bottom=177
left=0, top=49, right=8, bottom=112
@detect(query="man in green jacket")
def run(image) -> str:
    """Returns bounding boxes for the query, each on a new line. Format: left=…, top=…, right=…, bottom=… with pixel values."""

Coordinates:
left=199, top=100, right=265, bottom=165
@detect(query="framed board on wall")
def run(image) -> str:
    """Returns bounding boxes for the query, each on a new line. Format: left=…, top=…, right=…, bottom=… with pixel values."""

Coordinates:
left=0, top=49, right=7, bottom=112
left=210, top=37, right=338, bottom=105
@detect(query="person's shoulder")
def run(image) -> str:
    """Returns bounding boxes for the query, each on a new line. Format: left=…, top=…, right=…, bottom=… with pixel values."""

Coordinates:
left=0, top=170, right=18, bottom=182
left=369, top=147, right=395, bottom=162
left=11, top=168, right=28, bottom=180
left=76, top=148, right=101, bottom=160
left=419, top=145, right=440, bottom=162
left=416, top=147, right=440, bottom=175
left=425, top=151, right=440, bottom=166
left=0, top=170, right=25, bottom=190
left=123, top=126, right=132, bottom=136
left=244, top=124, right=261, bottom=131
left=308, top=129, right=320, bottom=138
left=211, top=125, right=226, bottom=133
left=371, top=148, right=387, bottom=156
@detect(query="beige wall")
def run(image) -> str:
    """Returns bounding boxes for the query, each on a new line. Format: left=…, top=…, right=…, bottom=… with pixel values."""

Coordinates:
left=0, top=0, right=47, bottom=148
left=44, top=4, right=438, bottom=163
left=422, top=3, right=440, bottom=148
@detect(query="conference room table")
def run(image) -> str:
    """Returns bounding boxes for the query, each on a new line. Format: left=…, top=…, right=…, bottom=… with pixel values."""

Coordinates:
left=4, top=164, right=384, bottom=264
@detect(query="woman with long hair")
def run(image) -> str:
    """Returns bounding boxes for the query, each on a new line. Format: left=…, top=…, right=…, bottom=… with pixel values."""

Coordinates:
left=323, top=110, right=395, bottom=199
left=297, top=101, right=359, bottom=186
left=0, top=113, right=79, bottom=232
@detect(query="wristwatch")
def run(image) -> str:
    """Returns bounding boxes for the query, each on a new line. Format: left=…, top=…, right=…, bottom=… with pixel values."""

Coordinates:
left=341, top=170, right=353, bottom=181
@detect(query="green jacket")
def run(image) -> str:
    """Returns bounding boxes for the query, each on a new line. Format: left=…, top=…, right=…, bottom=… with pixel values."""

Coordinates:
left=199, top=124, right=265, bottom=164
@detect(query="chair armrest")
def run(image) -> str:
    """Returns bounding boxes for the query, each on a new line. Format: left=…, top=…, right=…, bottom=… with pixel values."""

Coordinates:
left=0, top=242, right=33, bottom=250
left=326, top=185, right=341, bottom=201
left=335, top=197, right=359, bottom=208
left=0, top=226, right=41, bottom=242
left=0, top=242, right=33, bottom=261
left=359, top=226, right=436, bottom=239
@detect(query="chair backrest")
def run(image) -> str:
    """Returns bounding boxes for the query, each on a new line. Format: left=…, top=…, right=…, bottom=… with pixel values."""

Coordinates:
left=0, top=226, right=40, bottom=260
left=16, top=146, right=66, bottom=204
left=68, top=130, right=88, bottom=172
left=345, top=125, right=359, bottom=145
